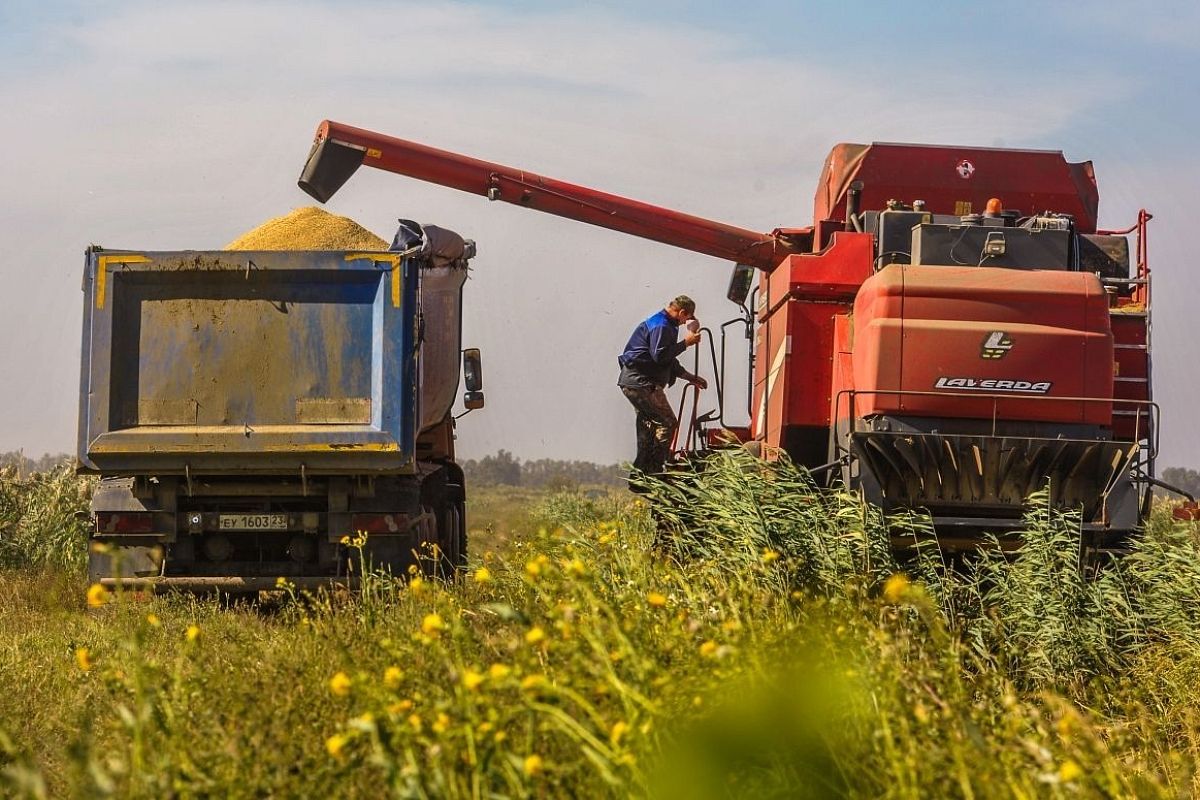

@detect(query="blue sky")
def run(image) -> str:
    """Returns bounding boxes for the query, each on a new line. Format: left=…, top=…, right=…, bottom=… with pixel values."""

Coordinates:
left=1, top=0, right=1197, bottom=467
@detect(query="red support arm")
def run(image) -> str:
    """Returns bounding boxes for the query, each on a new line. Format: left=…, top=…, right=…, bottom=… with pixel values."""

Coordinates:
left=301, top=120, right=797, bottom=270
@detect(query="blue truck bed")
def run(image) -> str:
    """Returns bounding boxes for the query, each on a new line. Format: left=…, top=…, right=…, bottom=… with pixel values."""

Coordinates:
left=77, top=248, right=418, bottom=475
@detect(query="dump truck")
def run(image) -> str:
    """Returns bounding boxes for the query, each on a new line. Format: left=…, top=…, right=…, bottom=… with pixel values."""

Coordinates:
left=79, top=220, right=484, bottom=590
left=298, top=121, right=1185, bottom=553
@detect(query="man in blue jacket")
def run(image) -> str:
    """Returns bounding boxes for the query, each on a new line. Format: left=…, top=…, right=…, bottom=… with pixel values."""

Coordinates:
left=618, top=295, right=708, bottom=487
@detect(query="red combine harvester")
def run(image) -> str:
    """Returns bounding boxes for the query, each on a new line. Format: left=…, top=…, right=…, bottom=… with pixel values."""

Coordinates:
left=299, top=121, right=1177, bottom=552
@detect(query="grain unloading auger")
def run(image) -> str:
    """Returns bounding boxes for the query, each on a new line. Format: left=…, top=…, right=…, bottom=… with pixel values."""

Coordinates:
left=300, top=120, right=1182, bottom=552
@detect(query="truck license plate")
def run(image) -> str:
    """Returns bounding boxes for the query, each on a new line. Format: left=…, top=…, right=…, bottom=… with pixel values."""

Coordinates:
left=219, top=513, right=288, bottom=531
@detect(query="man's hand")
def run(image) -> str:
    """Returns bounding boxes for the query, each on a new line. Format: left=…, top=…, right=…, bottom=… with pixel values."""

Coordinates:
left=684, top=330, right=702, bottom=347
left=689, top=375, right=708, bottom=390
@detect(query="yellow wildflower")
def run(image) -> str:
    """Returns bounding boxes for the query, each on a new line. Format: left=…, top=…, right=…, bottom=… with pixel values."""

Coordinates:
left=523, top=754, right=544, bottom=777
left=326, top=733, right=349, bottom=759
left=384, top=666, right=404, bottom=689
left=882, top=573, right=910, bottom=604
left=185, top=625, right=201, bottom=643
left=408, top=714, right=423, bottom=732
left=610, top=720, right=631, bottom=748
left=145, top=613, right=161, bottom=628
left=494, top=730, right=508, bottom=744
left=86, top=583, right=110, bottom=608
left=387, top=699, right=414, bottom=715
left=525, top=558, right=543, bottom=578
left=647, top=592, right=668, bottom=608
left=488, top=663, right=512, bottom=681
left=520, top=674, right=546, bottom=692
left=275, top=576, right=289, bottom=588
left=421, top=613, right=446, bottom=637
left=525, top=626, right=546, bottom=646
left=329, top=671, right=352, bottom=697
left=564, top=558, right=586, bottom=577
left=408, top=576, right=426, bottom=595
left=1058, top=759, right=1082, bottom=783
left=462, top=669, right=485, bottom=691
left=598, top=532, right=616, bottom=545
left=432, top=712, right=451, bottom=733
left=473, top=567, right=493, bottom=584
left=761, top=548, right=781, bottom=564
left=699, top=640, right=718, bottom=658
left=75, top=647, right=93, bottom=672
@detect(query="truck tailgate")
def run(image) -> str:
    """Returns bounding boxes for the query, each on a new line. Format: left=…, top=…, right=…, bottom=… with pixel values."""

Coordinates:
left=77, top=249, right=416, bottom=473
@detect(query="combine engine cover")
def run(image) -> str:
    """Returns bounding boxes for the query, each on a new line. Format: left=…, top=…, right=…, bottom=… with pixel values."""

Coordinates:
left=846, top=262, right=1137, bottom=538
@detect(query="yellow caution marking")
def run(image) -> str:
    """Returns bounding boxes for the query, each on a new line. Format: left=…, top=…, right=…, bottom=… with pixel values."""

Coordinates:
left=344, top=253, right=404, bottom=307
left=366, top=148, right=382, bottom=159
left=95, top=254, right=151, bottom=309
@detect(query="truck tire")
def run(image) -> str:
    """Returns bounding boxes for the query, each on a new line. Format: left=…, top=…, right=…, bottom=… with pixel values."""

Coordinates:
left=435, top=490, right=467, bottom=579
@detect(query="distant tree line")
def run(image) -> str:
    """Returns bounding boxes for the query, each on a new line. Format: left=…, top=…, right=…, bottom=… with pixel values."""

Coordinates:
left=0, top=451, right=72, bottom=479
left=461, top=450, right=624, bottom=489
left=1162, top=467, right=1200, bottom=499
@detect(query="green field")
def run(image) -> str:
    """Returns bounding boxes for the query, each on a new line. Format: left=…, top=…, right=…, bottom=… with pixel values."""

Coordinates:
left=2, top=457, right=1200, bottom=798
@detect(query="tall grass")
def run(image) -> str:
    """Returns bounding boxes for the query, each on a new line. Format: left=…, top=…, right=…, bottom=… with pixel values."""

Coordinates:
left=0, top=464, right=91, bottom=572
left=1, top=455, right=1199, bottom=797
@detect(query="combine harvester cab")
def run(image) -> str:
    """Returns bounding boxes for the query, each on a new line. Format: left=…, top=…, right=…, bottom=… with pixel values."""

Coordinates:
left=78, top=224, right=484, bottom=591
left=297, top=122, right=1165, bottom=552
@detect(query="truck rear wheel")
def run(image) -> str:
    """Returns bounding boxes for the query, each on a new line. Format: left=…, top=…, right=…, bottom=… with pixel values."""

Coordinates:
left=434, top=492, right=466, bottom=579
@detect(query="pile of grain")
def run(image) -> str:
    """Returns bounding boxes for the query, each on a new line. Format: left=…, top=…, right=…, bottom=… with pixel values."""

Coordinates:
left=224, top=206, right=389, bottom=250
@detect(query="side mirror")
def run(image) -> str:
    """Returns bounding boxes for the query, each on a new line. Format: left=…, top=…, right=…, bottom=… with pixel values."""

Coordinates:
left=726, top=263, right=755, bottom=306
left=463, top=348, right=485, bottom=410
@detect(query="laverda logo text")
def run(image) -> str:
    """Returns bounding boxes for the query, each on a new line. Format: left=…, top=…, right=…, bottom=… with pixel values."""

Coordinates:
left=935, top=377, right=1052, bottom=394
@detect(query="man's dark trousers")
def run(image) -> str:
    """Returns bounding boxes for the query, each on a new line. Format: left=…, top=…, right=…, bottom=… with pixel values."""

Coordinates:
left=621, top=385, right=678, bottom=481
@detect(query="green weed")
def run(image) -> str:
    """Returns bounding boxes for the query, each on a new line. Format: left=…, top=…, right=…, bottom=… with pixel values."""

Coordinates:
left=1, top=457, right=1199, bottom=797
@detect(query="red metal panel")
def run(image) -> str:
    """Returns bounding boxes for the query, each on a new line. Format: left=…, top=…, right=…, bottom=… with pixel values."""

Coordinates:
left=851, top=265, right=1113, bottom=426
left=779, top=232, right=875, bottom=298
left=829, top=314, right=856, bottom=426
left=752, top=300, right=792, bottom=448
left=782, top=302, right=843, bottom=429
left=752, top=236, right=874, bottom=442
left=815, top=142, right=1099, bottom=233
left=851, top=267, right=905, bottom=417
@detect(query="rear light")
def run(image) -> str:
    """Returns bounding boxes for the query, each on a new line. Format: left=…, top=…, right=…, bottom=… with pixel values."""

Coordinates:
left=349, top=513, right=406, bottom=534
left=95, top=512, right=155, bottom=534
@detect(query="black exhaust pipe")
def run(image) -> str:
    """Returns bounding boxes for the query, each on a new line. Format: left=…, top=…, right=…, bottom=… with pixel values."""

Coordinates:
left=298, top=138, right=366, bottom=203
